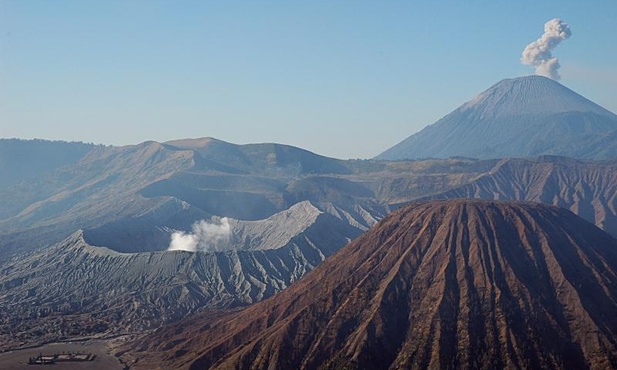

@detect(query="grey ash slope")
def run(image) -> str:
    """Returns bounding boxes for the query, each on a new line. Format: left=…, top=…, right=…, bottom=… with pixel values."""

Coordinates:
left=0, top=201, right=362, bottom=349
left=377, top=75, right=617, bottom=160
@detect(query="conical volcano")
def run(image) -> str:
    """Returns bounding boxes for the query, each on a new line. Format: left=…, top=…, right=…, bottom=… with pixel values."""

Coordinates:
left=377, top=75, right=617, bottom=160
left=126, top=199, right=617, bottom=370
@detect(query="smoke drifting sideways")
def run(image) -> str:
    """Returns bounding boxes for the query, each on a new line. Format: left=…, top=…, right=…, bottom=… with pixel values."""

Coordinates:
left=168, top=217, right=231, bottom=252
left=521, top=18, right=571, bottom=80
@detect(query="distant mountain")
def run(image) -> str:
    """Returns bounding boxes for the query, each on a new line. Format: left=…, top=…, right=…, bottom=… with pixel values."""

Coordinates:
left=0, top=139, right=489, bottom=257
left=165, top=137, right=353, bottom=175
left=0, top=141, right=198, bottom=256
left=2, top=138, right=617, bottom=257
left=377, top=75, right=617, bottom=160
left=125, top=200, right=617, bottom=370
left=0, top=201, right=364, bottom=349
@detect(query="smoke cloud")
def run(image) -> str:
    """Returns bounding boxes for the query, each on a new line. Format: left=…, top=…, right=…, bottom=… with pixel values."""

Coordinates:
left=167, top=217, right=231, bottom=252
left=521, top=18, right=571, bottom=80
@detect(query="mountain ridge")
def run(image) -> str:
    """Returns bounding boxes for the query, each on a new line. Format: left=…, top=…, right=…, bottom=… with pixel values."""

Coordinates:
left=420, top=156, right=617, bottom=238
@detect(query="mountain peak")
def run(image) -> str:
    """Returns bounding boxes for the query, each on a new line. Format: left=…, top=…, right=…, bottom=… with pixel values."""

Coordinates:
left=164, top=137, right=231, bottom=149
left=377, top=75, right=617, bottom=160
left=461, top=75, right=615, bottom=120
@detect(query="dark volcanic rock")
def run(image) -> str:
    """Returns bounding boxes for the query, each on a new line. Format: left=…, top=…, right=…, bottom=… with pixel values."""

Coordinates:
left=127, top=199, right=617, bottom=370
left=377, top=75, right=617, bottom=160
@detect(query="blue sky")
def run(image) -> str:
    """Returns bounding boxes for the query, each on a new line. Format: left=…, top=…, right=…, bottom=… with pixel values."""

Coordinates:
left=1, top=1, right=616, bottom=159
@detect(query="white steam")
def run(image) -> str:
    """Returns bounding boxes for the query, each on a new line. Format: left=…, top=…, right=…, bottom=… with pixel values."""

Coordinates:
left=167, top=217, right=231, bottom=252
left=521, top=18, right=571, bottom=80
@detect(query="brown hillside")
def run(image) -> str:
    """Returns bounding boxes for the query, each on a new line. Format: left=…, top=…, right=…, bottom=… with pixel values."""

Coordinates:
left=124, top=199, right=617, bottom=370
left=423, top=157, right=617, bottom=238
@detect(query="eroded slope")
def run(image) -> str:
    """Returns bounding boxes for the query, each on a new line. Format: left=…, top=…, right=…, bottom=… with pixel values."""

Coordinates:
left=126, top=200, right=617, bottom=370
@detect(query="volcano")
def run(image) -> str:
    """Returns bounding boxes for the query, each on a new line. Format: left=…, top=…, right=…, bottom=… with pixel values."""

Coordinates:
left=377, top=75, right=617, bottom=160
left=125, top=199, right=617, bottom=370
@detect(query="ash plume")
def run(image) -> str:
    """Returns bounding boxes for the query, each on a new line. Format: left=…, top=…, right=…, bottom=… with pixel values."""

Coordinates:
left=168, top=217, right=231, bottom=252
left=521, top=18, right=571, bottom=80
